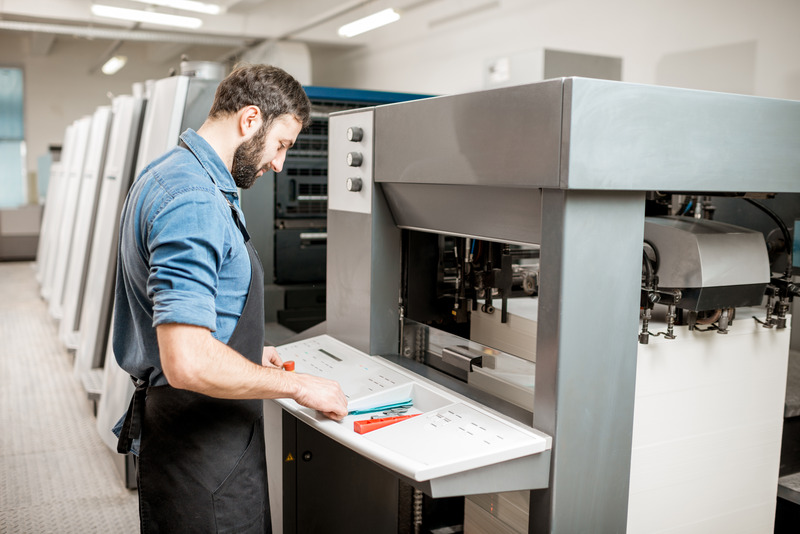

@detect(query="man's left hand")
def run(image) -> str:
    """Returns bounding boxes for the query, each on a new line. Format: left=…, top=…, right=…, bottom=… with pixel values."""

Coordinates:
left=262, top=346, right=283, bottom=368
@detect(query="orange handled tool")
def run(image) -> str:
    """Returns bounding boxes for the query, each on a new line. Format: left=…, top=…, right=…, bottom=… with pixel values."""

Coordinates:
left=353, top=413, right=421, bottom=434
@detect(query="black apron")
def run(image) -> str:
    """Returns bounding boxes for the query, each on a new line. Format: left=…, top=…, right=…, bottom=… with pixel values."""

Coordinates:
left=118, top=201, right=270, bottom=533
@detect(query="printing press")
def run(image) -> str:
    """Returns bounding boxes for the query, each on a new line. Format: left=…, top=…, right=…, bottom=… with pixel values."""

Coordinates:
left=265, top=77, right=800, bottom=533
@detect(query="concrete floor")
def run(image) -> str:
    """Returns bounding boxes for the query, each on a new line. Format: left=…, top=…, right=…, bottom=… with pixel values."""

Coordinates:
left=0, top=261, right=139, bottom=533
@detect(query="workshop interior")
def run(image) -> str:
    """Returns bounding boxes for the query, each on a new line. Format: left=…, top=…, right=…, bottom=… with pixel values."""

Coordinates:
left=1, top=1, right=800, bottom=533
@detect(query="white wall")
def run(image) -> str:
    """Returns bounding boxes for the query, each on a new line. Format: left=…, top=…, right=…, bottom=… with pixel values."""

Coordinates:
left=312, top=0, right=800, bottom=100
left=0, top=32, right=230, bottom=198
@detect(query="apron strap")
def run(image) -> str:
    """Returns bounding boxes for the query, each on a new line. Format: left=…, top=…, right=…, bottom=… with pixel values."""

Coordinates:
left=225, top=198, right=250, bottom=243
left=117, top=376, right=148, bottom=454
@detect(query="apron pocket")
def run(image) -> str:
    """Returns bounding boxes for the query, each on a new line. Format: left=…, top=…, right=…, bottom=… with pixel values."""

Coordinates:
left=212, top=416, right=269, bottom=533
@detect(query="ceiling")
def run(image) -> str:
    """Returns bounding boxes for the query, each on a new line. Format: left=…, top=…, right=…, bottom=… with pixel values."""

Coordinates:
left=0, top=0, right=457, bottom=54
left=0, top=0, right=512, bottom=77
left=0, top=0, right=496, bottom=75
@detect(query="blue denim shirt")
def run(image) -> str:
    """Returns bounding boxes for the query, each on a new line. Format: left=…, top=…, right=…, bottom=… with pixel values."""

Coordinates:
left=112, top=129, right=252, bottom=389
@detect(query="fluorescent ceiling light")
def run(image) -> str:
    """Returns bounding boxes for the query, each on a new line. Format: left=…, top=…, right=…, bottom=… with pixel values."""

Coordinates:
left=128, top=0, right=223, bottom=15
left=101, top=55, right=128, bottom=75
left=91, top=4, right=203, bottom=29
left=338, top=8, right=400, bottom=38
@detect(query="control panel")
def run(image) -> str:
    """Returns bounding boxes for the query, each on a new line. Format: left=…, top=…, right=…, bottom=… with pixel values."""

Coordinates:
left=328, top=110, right=374, bottom=214
left=273, top=335, right=551, bottom=492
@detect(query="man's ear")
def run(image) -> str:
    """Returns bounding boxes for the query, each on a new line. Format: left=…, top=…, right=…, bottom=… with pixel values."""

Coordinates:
left=239, top=105, right=262, bottom=138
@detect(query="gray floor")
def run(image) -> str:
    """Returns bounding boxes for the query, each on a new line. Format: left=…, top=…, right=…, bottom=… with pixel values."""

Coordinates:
left=0, top=262, right=139, bottom=533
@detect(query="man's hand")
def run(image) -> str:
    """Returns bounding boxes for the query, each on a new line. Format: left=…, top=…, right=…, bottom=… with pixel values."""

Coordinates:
left=292, top=374, right=348, bottom=421
left=262, top=346, right=282, bottom=368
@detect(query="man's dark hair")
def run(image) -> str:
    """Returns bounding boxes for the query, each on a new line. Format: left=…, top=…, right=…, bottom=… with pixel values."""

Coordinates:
left=209, top=63, right=311, bottom=129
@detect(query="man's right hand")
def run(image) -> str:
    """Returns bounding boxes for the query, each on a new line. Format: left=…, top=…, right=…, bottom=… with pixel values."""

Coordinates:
left=291, top=374, right=348, bottom=421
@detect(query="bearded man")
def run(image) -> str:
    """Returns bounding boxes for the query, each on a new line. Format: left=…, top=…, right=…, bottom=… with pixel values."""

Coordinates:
left=113, top=63, right=347, bottom=533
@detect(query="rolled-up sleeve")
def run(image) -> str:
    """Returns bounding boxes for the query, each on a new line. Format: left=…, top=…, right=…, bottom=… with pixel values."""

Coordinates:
left=146, top=186, right=227, bottom=331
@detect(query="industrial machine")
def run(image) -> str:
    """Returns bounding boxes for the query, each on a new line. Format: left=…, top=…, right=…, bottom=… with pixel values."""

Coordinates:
left=42, top=115, right=91, bottom=319
left=266, top=77, right=800, bottom=533
left=133, top=60, right=223, bottom=178
left=59, top=105, right=113, bottom=350
left=76, top=92, right=145, bottom=395
left=34, top=61, right=223, bottom=486
left=93, top=63, right=223, bottom=487
left=241, top=87, right=428, bottom=338
left=36, top=125, right=71, bottom=289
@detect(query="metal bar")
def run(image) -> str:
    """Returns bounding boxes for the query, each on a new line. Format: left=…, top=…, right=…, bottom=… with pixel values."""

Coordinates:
left=530, top=189, right=645, bottom=533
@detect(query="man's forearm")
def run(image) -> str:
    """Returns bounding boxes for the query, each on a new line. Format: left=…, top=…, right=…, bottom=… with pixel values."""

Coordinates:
left=157, top=323, right=298, bottom=399
left=156, top=323, right=348, bottom=420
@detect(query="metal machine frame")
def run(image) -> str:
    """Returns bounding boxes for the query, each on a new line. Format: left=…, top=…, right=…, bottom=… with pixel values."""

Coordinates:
left=320, top=77, right=800, bottom=532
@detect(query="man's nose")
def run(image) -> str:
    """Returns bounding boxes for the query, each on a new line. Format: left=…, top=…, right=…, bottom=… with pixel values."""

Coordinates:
left=270, top=153, right=286, bottom=173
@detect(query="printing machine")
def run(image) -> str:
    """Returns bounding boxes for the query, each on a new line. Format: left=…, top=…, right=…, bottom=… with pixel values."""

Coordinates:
left=266, top=77, right=800, bottom=533
left=241, top=87, right=429, bottom=337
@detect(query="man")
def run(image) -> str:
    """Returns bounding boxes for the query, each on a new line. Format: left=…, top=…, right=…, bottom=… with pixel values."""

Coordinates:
left=113, top=64, right=348, bottom=533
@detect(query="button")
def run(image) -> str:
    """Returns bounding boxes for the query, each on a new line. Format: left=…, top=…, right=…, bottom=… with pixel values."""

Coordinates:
left=346, top=177, right=362, bottom=192
left=346, top=127, right=363, bottom=142
left=346, top=152, right=363, bottom=167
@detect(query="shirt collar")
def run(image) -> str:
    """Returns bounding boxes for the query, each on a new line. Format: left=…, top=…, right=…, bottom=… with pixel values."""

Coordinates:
left=179, top=128, right=238, bottom=193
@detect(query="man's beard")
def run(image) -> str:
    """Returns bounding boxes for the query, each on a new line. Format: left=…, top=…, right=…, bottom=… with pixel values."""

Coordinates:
left=231, top=125, right=268, bottom=189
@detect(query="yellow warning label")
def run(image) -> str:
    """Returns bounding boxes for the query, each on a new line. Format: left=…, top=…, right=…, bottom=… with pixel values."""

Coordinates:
left=285, top=453, right=295, bottom=462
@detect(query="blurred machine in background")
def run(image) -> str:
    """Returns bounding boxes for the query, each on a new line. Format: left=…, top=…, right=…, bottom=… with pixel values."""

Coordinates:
left=36, top=60, right=225, bottom=488
left=241, top=87, right=428, bottom=340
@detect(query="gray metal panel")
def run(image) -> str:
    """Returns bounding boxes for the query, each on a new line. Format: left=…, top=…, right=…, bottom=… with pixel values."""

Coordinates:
left=563, top=77, right=800, bottom=192
left=326, top=202, right=400, bottom=356
left=373, top=81, right=563, bottom=188
left=326, top=209, right=373, bottom=354
left=381, top=183, right=542, bottom=245
left=327, top=109, right=402, bottom=356
left=530, top=189, right=645, bottom=533
left=372, top=77, right=800, bottom=194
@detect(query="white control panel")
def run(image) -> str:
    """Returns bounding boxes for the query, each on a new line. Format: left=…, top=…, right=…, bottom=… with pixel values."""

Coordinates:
left=274, top=335, right=551, bottom=485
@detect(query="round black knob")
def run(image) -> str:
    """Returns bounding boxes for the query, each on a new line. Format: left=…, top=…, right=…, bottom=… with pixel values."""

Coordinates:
left=302, top=451, right=312, bottom=462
